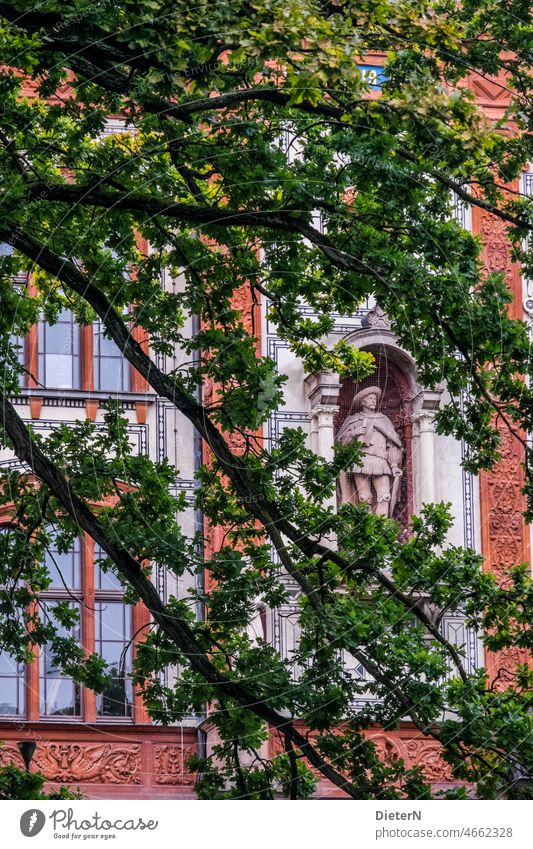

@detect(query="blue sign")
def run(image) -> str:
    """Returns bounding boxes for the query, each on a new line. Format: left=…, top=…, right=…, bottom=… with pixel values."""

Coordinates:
left=358, top=65, right=387, bottom=90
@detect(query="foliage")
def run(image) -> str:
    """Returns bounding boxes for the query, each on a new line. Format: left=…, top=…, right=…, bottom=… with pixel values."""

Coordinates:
left=0, top=0, right=532, bottom=799
left=0, top=759, right=80, bottom=800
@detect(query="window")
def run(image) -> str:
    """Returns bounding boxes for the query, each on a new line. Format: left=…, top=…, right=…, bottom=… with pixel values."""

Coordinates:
left=0, top=527, right=26, bottom=716
left=95, top=602, right=132, bottom=717
left=94, top=546, right=132, bottom=718
left=34, top=537, right=134, bottom=719
left=0, top=652, right=25, bottom=715
left=38, top=308, right=80, bottom=389
left=11, top=270, right=139, bottom=394
left=93, top=322, right=131, bottom=392
left=95, top=547, right=123, bottom=591
left=39, top=534, right=82, bottom=717
left=0, top=528, right=134, bottom=721
left=17, top=315, right=133, bottom=393
left=2, top=260, right=28, bottom=389
left=11, top=335, right=26, bottom=386
left=45, top=535, right=81, bottom=590
left=39, top=601, right=81, bottom=717
left=3, top=335, right=26, bottom=390
left=0, top=528, right=139, bottom=723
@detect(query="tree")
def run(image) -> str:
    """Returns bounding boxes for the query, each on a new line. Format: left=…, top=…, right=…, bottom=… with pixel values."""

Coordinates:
left=0, top=757, right=79, bottom=799
left=0, top=0, right=532, bottom=799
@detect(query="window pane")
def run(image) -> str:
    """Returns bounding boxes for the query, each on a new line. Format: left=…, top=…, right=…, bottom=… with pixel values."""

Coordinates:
left=100, top=642, right=125, bottom=669
left=0, top=651, right=25, bottom=715
left=99, top=333, right=120, bottom=357
left=94, top=545, right=122, bottom=590
left=40, top=602, right=81, bottom=717
left=44, top=321, right=73, bottom=353
left=38, top=310, right=80, bottom=389
left=40, top=354, right=77, bottom=389
left=99, top=678, right=132, bottom=718
left=0, top=652, right=17, bottom=674
left=41, top=678, right=81, bottom=717
left=45, top=537, right=81, bottom=590
left=9, top=335, right=25, bottom=387
left=95, top=601, right=132, bottom=718
left=99, top=603, right=126, bottom=640
left=93, top=322, right=130, bottom=392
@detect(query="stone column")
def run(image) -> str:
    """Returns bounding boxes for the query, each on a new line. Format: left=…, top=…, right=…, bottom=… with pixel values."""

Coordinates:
left=304, top=370, right=341, bottom=508
left=411, top=391, right=441, bottom=512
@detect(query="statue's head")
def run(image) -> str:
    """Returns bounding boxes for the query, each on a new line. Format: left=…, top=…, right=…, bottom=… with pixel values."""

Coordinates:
left=351, top=385, right=382, bottom=413
left=362, top=392, right=378, bottom=411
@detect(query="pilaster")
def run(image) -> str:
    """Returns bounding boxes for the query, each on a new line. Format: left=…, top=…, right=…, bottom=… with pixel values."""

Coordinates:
left=305, top=370, right=341, bottom=508
left=411, top=390, right=441, bottom=512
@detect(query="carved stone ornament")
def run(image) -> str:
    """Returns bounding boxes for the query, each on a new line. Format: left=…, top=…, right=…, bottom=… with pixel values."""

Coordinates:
left=404, top=740, right=453, bottom=782
left=154, top=744, right=196, bottom=785
left=477, top=206, right=530, bottom=688
left=480, top=215, right=513, bottom=276
left=335, top=385, right=403, bottom=516
left=361, top=305, right=391, bottom=330
left=0, top=743, right=141, bottom=784
left=268, top=730, right=458, bottom=786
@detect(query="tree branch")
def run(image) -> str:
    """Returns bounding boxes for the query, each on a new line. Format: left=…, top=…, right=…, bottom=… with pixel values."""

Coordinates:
left=0, top=223, right=470, bottom=686
left=0, top=388, right=362, bottom=798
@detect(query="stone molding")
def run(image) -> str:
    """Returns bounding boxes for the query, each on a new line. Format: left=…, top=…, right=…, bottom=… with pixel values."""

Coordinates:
left=304, top=370, right=342, bottom=409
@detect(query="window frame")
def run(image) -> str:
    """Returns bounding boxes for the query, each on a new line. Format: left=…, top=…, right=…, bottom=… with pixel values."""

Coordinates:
left=19, top=315, right=134, bottom=395
left=0, top=528, right=144, bottom=724
left=92, top=321, right=132, bottom=394
left=38, top=598, right=82, bottom=719
left=0, top=653, right=26, bottom=718
left=37, top=307, right=81, bottom=391
left=93, top=545, right=133, bottom=719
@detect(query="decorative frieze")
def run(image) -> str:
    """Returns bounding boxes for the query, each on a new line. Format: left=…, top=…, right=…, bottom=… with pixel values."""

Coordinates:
left=475, top=204, right=531, bottom=685
left=0, top=742, right=141, bottom=784
left=269, top=730, right=455, bottom=785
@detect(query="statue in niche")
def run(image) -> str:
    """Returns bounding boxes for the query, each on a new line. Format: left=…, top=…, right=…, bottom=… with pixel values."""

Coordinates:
left=336, top=386, right=403, bottom=516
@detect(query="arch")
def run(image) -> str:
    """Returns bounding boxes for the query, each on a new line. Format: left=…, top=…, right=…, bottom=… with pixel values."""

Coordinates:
left=334, top=329, right=423, bottom=531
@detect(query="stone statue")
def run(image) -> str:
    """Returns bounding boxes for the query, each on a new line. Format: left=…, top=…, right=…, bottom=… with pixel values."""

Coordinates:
left=336, top=386, right=403, bottom=516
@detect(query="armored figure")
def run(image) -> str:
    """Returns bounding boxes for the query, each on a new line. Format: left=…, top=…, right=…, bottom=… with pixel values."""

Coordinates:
left=336, top=386, right=403, bottom=516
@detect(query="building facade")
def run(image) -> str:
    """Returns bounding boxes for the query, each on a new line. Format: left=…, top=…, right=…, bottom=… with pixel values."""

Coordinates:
left=0, top=67, right=531, bottom=799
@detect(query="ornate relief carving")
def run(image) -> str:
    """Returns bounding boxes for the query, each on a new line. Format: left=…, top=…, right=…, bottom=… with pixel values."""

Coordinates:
left=268, top=730, right=457, bottom=787
left=26, top=743, right=142, bottom=784
left=154, top=745, right=196, bottom=785
left=230, top=284, right=258, bottom=336
left=368, top=735, right=454, bottom=783
left=470, top=74, right=511, bottom=104
left=404, top=740, right=453, bottom=781
left=477, top=208, right=530, bottom=686
left=479, top=214, right=513, bottom=277
left=488, top=645, right=530, bottom=692
left=268, top=730, right=286, bottom=761
left=482, top=430, right=528, bottom=572
left=367, top=733, right=406, bottom=764
left=224, top=429, right=248, bottom=455
left=362, top=305, right=391, bottom=330
left=0, top=745, right=24, bottom=769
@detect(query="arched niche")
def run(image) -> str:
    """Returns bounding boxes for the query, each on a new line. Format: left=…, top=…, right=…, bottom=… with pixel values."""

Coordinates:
left=334, top=328, right=422, bottom=531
